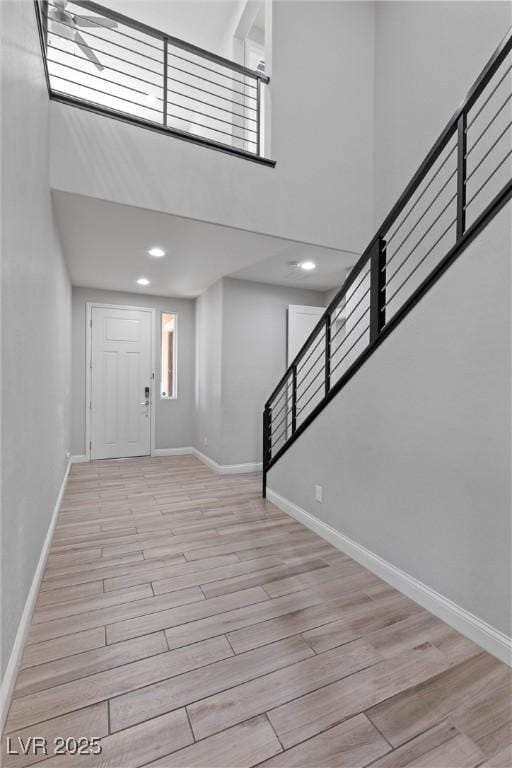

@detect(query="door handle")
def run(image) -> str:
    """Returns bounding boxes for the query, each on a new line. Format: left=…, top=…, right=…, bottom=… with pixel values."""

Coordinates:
left=139, top=400, right=150, bottom=406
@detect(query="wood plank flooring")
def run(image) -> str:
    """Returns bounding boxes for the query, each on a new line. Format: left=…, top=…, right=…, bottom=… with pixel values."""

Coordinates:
left=2, top=455, right=511, bottom=768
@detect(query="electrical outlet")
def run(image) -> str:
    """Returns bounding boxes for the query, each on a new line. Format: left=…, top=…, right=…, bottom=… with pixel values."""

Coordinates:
left=65, top=451, right=70, bottom=461
left=203, top=437, right=208, bottom=446
left=315, top=484, right=323, bottom=503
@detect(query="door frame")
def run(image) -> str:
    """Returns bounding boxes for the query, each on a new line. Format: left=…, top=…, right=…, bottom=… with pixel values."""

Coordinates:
left=85, top=302, right=156, bottom=461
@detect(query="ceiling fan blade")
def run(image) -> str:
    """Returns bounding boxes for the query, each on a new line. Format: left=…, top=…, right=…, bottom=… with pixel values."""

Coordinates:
left=74, top=15, right=118, bottom=29
left=74, top=30, right=104, bottom=71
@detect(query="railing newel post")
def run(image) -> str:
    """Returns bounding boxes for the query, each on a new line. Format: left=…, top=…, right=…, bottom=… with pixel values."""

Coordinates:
left=370, top=236, right=387, bottom=343
left=325, top=313, right=331, bottom=396
left=456, top=111, right=467, bottom=240
left=262, top=405, right=272, bottom=498
left=291, top=365, right=297, bottom=433
left=162, top=35, right=168, bottom=127
left=256, top=78, right=261, bottom=157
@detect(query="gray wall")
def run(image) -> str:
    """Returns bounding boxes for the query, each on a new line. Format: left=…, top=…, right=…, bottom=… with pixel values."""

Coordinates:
left=71, top=288, right=195, bottom=455
left=194, top=278, right=326, bottom=465
left=268, top=206, right=511, bottom=636
left=221, top=278, right=327, bottom=464
left=1, top=2, right=71, bottom=678
left=374, top=0, right=511, bottom=224
left=194, top=280, right=224, bottom=463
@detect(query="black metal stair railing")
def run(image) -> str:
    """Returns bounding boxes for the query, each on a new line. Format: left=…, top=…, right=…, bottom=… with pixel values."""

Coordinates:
left=263, top=28, right=512, bottom=497
left=34, top=0, right=273, bottom=165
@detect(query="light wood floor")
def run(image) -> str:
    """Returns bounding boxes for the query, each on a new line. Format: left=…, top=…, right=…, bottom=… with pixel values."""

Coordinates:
left=3, top=456, right=511, bottom=768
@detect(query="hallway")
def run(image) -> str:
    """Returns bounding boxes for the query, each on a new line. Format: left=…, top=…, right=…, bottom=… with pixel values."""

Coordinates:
left=3, top=456, right=511, bottom=768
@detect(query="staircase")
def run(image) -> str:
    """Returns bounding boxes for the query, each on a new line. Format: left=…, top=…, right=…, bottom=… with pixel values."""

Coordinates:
left=262, top=28, right=512, bottom=496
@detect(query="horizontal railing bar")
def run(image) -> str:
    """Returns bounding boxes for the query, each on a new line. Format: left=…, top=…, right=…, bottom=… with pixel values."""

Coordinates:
left=296, top=379, right=325, bottom=416
left=386, top=143, right=457, bottom=246
left=384, top=217, right=457, bottom=306
left=48, top=42, right=161, bottom=89
left=467, top=62, right=512, bottom=130
left=467, top=119, right=512, bottom=182
left=329, top=287, right=370, bottom=347
left=45, top=12, right=165, bottom=67
left=167, top=65, right=258, bottom=103
left=294, top=332, right=326, bottom=382
left=386, top=166, right=457, bottom=265
left=164, top=110, right=256, bottom=143
left=340, top=265, right=371, bottom=308
left=270, top=385, right=291, bottom=414
left=295, top=363, right=324, bottom=408
left=467, top=98, right=512, bottom=157
left=50, top=72, right=163, bottom=114
left=47, top=0, right=164, bottom=54
left=271, top=408, right=293, bottom=440
left=164, top=99, right=257, bottom=136
left=167, top=49, right=258, bottom=91
left=47, top=56, right=161, bottom=101
left=49, top=90, right=275, bottom=163
left=330, top=324, right=370, bottom=378
left=465, top=149, right=512, bottom=209
left=330, top=306, right=371, bottom=363
left=384, top=192, right=457, bottom=287
left=166, top=70, right=257, bottom=109
left=166, top=85, right=257, bottom=124
left=296, top=342, right=325, bottom=391
left=269, top=397, right=290, bottom=427
left=266, top=179, right=512, bottom=474
left=271, top=422, right=291, bottom=449
left=47, top=30, right=162, bottom=79
left=270, top=400, right=292, bottom=432
left=72, top=0, right=269, bottom=81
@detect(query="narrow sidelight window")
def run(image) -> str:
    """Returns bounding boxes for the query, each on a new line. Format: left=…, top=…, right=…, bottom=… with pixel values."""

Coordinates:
left=160, top=313, right=177, bottom=398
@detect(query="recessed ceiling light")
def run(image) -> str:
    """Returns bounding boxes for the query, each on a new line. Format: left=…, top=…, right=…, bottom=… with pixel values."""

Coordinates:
left=299, top=260, right=316, bottom=271
left=148, top=247, right=166, bottom=258
left=136, top=277, right=150, bottom=286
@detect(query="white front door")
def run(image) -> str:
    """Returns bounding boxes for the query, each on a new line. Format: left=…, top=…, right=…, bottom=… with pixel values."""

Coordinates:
left=90, top=306, right=152, bottom=460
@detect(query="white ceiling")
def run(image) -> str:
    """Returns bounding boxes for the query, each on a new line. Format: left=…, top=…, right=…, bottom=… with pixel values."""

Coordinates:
left=52, top=191, right=356, bottom=298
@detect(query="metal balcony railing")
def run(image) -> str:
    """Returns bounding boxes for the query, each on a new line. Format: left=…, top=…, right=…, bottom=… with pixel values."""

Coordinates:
left=34, top=0, right=273, bottom=164
left=263, top=28, right=512, bottom=495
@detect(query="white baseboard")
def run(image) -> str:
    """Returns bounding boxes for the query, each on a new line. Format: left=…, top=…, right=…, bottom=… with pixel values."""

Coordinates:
left=151, top=447, right=194, bottom=457
left=0, top=459, right=72, bottom=732
left=71, top=447, right=261, bottom=475
left=70, top=454, right=88, bottom=463
left=193, top=448, right=262, bottom=475
left=267, top=487, right=512, bottom=667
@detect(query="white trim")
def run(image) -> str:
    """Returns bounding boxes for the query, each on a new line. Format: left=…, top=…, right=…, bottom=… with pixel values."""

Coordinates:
left=71, top=447, right=262, bottom=471
left=158, top=310, right=178, bottom=400
left=267, top=487, right=512, bottom=667
left=0, top=459, right=72, bottom=732
left=85, top=303, right=156, bottom=460
left=193, top=448, right=262, bottom=475
left=151, top=447, right=194, bottom=457
left=70, top=454, right=88, bottom=463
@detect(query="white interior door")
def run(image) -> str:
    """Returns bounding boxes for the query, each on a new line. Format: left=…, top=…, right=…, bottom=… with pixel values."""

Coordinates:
left=90, top=306, right=152, bottom=460
left=287, top=305, right=326, bottom=435
left=287, top=305, right=326, bottom=365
